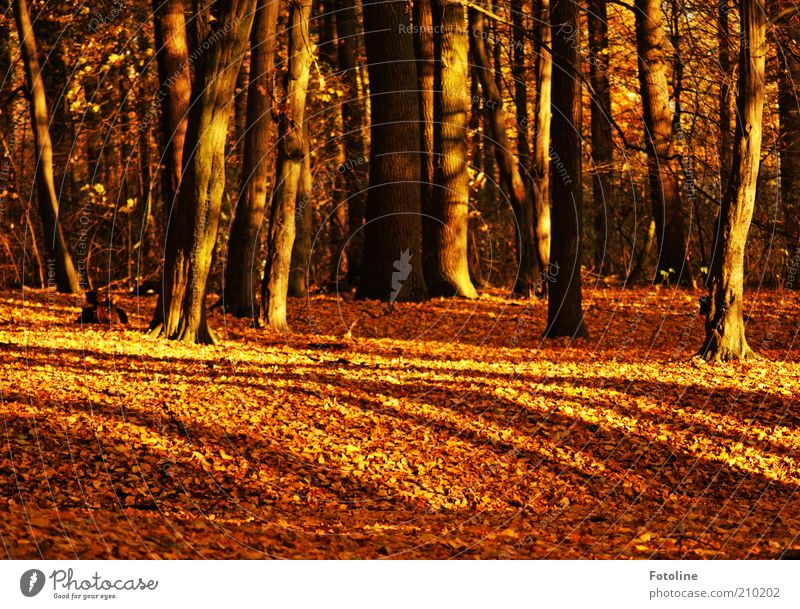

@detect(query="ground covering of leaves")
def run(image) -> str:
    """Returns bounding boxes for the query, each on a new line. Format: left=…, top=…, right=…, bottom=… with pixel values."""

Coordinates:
left=0, top=285, right=798, bottom=559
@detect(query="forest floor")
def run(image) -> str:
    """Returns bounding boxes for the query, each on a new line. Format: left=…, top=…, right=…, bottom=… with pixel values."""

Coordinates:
left=0, top=284, right=799, bottom=559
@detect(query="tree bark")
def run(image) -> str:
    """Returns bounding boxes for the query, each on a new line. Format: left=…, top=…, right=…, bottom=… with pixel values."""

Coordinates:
left=260, top=0, right=313, bottom=331
left=288, top=128, right=312, bottom=298
left=469, top=8, right=536, bottom=297
left=223, top=0, right=279, bottom=318
left=588, top=0, right=613, bottom=274
left=152, top=0, right=191, bottom=231
left=336, top=0, right=367, bottom=286
left=635, top=0, right=691, bottom=284
left=545, top=0, right=588, bottom=339
left=531, top=0, right=552, bottom=294
left=149, top=0, right=257, bottom=344
left=357, top=0, right=427, bottom=302
left=425, top=0, right=477, bottom=298
left=12, top=0, right=80, bottom=293
left=415, top=0, right=436, bottom=292
left=700, top=0, right=765, bottom=361
left=776, top=4, right=800, bottom=263
left=718, top=0, right=735, bottom=216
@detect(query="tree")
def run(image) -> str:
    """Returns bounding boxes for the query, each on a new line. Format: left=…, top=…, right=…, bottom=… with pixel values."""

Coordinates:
left=149, top=0, right=257, bottom=344
left=260, top=0, right=313, bottom=331
left=425, top=0, right=477, bottom=298
left=335, top=0, right=368, bottom=286
left=469, top=8, right=536, bottom=296
left=718, top=0, right=735, bottom=192
left=635, top=0, right=691, bottom=284
left=531, top=0, right=552, bottom=294
left=288, top=126, right=312, bottom=298
left=223, top=0, right=279, bottom=317
left=776, top=2, right=800, bottom=266
left=12, top=0, right=80, bottom=293
left=152, top=0, right=191, bottom=231
left=700, top=0, right=765, bottom=361
left=357, top=0, right=427, bottom=302
left=588, top=0, right=613, bottom=273
left=546, top=0, right=588, bottom=339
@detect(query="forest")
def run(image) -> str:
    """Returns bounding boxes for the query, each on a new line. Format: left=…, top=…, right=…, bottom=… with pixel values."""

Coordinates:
left=0, top=0, right=798, bottom=559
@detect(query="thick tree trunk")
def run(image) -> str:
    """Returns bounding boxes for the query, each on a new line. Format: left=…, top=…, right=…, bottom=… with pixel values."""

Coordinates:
left=152, top=0, right=191, bottom=231
left=288, top=130, right=312, bottom=298
left=12, top=0, right=80, bottom=294
left=545, top=0, right=588, bottom=339
left=223, top=0, right=279, bottom=318
left=531, top=0, right=552, bottom=294
left=336, top=0, right=367, bottom=286
left=357, top=0, right=427, bottom=302
left=260, top=0, right=313, bottom=332
left=469, top=9, right=536, bottom=297
left=635, top=0, right=691, bottom=284
left=700, top=0, right=765, bottom=361
left=149, top=1, right=256, bottom=344
left=588, top=0, right=613, bottom=274
left=425, top=0, right=477, bottom=298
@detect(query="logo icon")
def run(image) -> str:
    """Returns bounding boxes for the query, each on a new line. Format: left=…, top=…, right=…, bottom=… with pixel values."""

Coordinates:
left=20, top=569, right=46, bottom=597
left=390, top=249, right=412, bottom=305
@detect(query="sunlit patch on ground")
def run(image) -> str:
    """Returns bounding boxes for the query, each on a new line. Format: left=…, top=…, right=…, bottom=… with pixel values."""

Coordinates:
left=0, top=286, right=798, bottom=558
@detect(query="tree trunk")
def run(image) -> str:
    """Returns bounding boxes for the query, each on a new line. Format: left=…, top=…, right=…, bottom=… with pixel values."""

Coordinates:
left=357, top=0, right=427, bottom=302
left=336, top=0, right=367, bottom=286
left=718, top=0, right=735, bottom=193
left=415, top=0, right=436, bottom=292
left=545, top=0, right=588, bottom=339
left=425, top=0, right=477, bottom=298
left=223, top=0, right=279, bottom=318
left=149, top=1, right=256, bottom=344
left=635, top=0, right=691, bottom=284
left=588, top=0, right=613, bottom=274
left=700, top=0, right=765, bottom=361
left=531, top=0, right=552, bottom=294
left=152, top=0, right=191, bottom=232
left=777, top=4, right=800, bottom=264
left=12, top=0, right=80, bottom=294
left=469, top=9, right=536, bottom=297
left=288, top=129, right=312, bottom=298
left=260, top=0, right=313, bottom=332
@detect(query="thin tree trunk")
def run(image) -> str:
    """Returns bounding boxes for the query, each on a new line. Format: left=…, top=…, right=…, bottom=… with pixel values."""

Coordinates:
left=425, top=0, right=477, bottom=298
left=718, top=0, right=735, bottom=192
left=260, top=0, right=313, bottom=331
left=700, top=0, right=765, bottom=361
left=288, top=129, right=312, bottom=297
left=545, top=0, right=588, bottom=339
left=415, top=0, right=436, bottom=292
left=12, top=0, right=80, bottom=294
left=635, top=0, right=691, bottom=284
left=531, top=0, right=552, bottom=293
left=588, top=0, right=613, bottom=274
left=357, top=0, right=427, bottom=302
left=149, top=1, right=257, bottom=344
left=336, top=0, right=367, bottom=286
left=152, top=0, right=191, bottom=231
left=223, top=0, right=279, bottom=318
left=469, top=8, right=536, bottom=296
left=777, top=4, right=800, bottom=264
